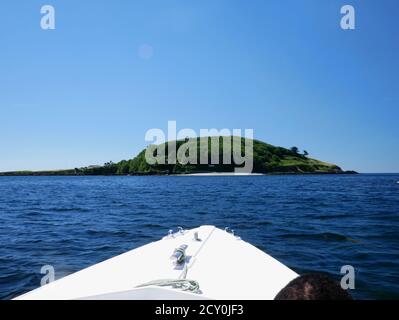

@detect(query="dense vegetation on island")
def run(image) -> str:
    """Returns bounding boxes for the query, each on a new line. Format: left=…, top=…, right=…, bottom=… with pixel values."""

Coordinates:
left=0, top=137, right=355, bottom=176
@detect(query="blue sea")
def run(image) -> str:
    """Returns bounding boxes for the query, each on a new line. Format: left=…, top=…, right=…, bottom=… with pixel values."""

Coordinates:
left=0, top=174, right=398, bottom=300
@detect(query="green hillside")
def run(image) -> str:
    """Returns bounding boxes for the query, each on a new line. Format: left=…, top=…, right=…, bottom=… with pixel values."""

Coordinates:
left=80, top=136, right=347, bottom=175
left=0, top=137, right=355, bottom=176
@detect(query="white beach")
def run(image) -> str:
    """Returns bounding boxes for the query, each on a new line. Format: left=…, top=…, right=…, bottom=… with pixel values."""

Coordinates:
left=177, top=172, right=265, bottom=176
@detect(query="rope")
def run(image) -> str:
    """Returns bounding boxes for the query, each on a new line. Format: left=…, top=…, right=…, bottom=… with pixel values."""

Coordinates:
left=135, top=279, right=200, bottom=293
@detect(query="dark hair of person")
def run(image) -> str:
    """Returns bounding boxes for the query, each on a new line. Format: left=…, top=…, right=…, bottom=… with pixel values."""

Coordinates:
left=274, top=274, right=353, bottom=300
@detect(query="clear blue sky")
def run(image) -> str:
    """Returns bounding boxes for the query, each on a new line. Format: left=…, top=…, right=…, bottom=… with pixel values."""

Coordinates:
left=1, top=0, right=398, bottom=173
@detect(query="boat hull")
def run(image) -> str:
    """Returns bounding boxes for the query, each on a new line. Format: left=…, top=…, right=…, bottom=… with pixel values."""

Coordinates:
left=15, top=226, right=298, bottom=300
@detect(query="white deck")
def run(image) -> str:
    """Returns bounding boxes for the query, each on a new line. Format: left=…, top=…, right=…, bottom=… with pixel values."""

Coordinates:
left=15, top=226, right=298, bottom=300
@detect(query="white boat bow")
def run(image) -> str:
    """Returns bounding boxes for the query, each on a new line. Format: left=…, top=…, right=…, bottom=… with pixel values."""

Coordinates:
left=15, top=226, right=298, bottom=300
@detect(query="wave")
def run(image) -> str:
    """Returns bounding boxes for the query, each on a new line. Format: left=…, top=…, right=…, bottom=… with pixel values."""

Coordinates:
left=86, top=230, right=131, bottom=237
left=280, top=232, right=357, bottom=242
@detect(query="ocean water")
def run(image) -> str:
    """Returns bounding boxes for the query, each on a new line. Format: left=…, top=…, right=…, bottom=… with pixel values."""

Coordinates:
left=0, top=174, right=398, bottom=300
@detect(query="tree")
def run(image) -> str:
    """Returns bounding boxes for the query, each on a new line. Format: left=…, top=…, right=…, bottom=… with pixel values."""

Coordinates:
left=290, top=146, right=299, bottom=154
left=116, top=160, right=130, bottom=175
left=303, top=150, right=309, bottom=157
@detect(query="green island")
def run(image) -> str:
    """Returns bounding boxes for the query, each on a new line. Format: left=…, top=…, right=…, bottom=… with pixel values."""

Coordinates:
left=0, top=137, right=356, bottom=176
